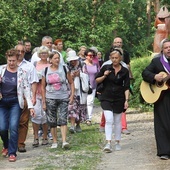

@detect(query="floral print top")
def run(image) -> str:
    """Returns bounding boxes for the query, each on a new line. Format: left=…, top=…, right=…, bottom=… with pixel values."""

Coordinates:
left=0, top=65, right=33, bottom=109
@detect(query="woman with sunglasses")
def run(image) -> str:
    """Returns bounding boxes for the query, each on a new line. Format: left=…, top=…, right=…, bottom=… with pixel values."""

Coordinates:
left=95, top=48, right=130, bottom=153
left=84, top=49, right=100, bottom=125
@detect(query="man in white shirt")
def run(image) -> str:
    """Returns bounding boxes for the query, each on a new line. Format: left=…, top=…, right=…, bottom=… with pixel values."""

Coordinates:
left=31, top=36, right=64, bottom=65
left=16, top=44, right=39, bottom=152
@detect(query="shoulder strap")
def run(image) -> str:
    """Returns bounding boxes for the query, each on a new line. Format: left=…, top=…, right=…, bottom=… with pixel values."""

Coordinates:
left=63, top=65, right=67, bottom=79
left=45, top=67, right=48, bottom=77
left=79, top=60, right=84, bottom=71
left=44, top=67, right=48, bottom=86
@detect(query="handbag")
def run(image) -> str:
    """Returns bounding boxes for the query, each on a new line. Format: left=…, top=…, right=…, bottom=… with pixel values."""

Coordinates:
left=96, top=82, right=104, bottom=93
left=80, top=72, right=90, bottom=93
left=88, top=84, right=92, bottom=94
left=74, top=76, right=80, bottom=90
left=96, top=82, right=104, bottom=100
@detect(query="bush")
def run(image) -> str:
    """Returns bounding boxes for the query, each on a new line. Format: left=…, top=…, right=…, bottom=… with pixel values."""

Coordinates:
left=129, top=56, right=153, bottom=111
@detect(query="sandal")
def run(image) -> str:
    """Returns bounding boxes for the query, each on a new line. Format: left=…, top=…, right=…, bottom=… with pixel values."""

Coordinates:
left=42, top=139, right=48, bottom=145
left=32, top=139, right=39, bottom=147
left=86, top=120, right=92, bottom=126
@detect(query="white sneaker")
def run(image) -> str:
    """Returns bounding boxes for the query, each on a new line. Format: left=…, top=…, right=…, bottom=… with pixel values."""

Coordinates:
left=51, top=143, right=58, bottom=149
left=115, top=142, right=121, bottom=151
left=103, top=143, right=112, bottom=153
left=62, top=142, right=70, bottom=149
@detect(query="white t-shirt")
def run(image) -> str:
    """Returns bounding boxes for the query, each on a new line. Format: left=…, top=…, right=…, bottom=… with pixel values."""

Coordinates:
left=31, top=50, right=65, bottom=65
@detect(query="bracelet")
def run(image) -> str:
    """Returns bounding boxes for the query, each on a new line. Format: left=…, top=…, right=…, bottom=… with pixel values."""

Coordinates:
left=125, top=99, right=129, bottom=101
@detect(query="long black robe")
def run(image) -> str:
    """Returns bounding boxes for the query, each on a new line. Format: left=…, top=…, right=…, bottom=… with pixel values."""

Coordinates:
left=142, top=54, right=170, bottom=156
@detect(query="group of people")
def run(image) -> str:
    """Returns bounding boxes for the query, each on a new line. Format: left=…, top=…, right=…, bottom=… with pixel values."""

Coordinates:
left=0, top=35, right=132, bottom=162
left=1, top=4, right=170, bottom=163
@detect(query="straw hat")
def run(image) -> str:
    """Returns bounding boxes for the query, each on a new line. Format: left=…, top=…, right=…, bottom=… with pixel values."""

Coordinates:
left=157, top=6, right=170, bottom=18
left=67, top=50, right=79, bottom=62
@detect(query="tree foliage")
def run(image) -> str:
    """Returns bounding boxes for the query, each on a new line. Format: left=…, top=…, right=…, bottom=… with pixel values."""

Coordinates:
left=0, top=0, right=169, bottom=63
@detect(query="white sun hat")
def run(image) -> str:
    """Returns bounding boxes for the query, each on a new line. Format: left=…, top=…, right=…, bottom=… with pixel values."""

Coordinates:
left=67, top=50, right=79, bottom=62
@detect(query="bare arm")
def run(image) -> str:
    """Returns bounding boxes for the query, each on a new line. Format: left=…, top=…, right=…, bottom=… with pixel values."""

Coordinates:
left=96, top=70, right=111, bottom=83
left=31, top=82, right=37, bottom=106
left=124, top=89, right=130, bottom=111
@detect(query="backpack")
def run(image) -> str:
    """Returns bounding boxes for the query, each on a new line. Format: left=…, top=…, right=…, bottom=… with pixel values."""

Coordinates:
left=44, top=65, right=69, bottom=91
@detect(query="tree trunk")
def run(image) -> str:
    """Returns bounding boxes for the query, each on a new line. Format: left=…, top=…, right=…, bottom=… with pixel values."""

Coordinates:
left=153, top=0, right=160, bottom=13
left=146, top=0, right=151, bottom=36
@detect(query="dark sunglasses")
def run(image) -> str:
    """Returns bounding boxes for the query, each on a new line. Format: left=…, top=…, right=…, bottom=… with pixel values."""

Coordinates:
left=87, top=54, right=94, bottom=58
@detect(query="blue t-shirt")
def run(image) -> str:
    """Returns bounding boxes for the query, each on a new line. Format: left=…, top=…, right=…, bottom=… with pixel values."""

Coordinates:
left=1, top=69, right=17, bottom=98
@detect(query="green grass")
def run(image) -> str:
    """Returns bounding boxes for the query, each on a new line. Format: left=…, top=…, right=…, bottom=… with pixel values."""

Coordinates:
left=0, top=138, right=2, bottom=149
left=94, top=98, right=100, bottom=106
left=33, top=123, right=104, bottom=170
left=0, top=121, right=104, bottom=170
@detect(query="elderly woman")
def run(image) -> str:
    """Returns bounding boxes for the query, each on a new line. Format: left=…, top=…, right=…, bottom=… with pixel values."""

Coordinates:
left=0, top=49, right=35, bottom=162
left=67, top=50, right=88, bottom=133
left=41, top=51, right=74, bottom=149
left=31, top=46, right=51, bottom=147
left=95, top=48, right=130, bottom=153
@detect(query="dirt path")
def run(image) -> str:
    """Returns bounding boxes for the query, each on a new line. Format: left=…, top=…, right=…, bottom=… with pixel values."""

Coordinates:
left=96, top=110, right=170, bottom=170
left=1, top=107, right=170, bottom=170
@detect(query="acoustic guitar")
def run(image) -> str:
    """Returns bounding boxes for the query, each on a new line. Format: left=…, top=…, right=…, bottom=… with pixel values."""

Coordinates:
left=140, top=72, right=170, bottom=104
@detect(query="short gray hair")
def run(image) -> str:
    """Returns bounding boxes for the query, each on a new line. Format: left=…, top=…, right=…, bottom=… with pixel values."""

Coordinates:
left=37, top=46, right=50, bottom=57
left=160, top=39, right=170, bottom=51
left=42, top=36, right=52, bottom=43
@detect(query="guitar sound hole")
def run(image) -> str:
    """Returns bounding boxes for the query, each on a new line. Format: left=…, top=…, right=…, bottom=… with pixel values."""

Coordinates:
left=156, top=82, right=163, bottom=87
left=166, top=79, right=170, bottom=88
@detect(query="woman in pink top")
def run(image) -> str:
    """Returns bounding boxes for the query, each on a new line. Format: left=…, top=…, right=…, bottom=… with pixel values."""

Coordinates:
left=31, top=46, right=51, bottom=147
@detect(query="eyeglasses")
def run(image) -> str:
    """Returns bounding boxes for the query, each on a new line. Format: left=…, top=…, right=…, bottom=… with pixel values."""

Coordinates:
left=17, top=50, right=25, bottom=53
left=40, top=52, right=48, bottom=55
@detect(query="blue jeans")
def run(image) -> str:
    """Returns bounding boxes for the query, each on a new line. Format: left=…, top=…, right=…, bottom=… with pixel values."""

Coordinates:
left=0, top=97, right=22, bottom=156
